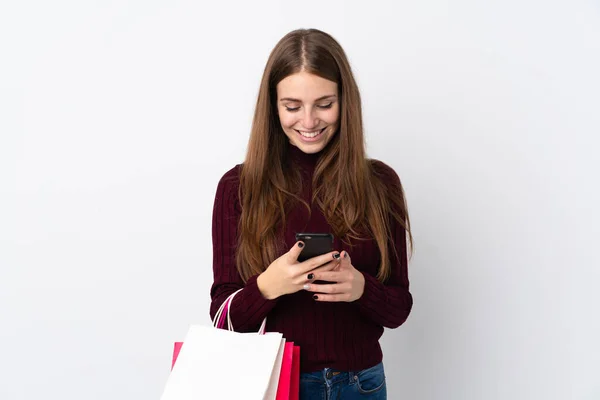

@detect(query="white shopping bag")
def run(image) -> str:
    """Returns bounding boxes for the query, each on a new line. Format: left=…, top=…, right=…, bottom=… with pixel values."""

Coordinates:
left=263, top=334, right=286, bottom=400
left=161, top=290, right=287, bottom=400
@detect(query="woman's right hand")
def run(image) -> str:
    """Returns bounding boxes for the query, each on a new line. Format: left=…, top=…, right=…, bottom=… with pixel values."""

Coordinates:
left=256, top=242, right=341, bottom=300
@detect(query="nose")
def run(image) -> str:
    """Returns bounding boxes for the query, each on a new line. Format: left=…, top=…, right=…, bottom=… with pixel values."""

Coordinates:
left=301, top=107, right=319, bottom=130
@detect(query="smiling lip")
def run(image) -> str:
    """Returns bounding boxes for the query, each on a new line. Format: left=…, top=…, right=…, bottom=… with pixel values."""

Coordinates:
left=295, top=128, right=326, bottom=142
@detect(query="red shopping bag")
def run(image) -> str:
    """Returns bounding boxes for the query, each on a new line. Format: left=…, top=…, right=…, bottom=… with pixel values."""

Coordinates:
left=290, top=346, right=300, bottom=400
left=171, top=342, right=183, bottom=370
left=276, top=342, right=294, bottom=399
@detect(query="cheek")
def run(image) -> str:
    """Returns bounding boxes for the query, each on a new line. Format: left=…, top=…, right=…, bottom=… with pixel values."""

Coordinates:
left=279, top=113, right=297, bottom=129
left=324, top=109, right=340, bottom=125
left=281, top=118, right=294, bottom=128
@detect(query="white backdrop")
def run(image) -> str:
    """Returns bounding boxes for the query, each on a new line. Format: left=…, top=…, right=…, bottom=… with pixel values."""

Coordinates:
left=1, top=1, right=599, bottom=399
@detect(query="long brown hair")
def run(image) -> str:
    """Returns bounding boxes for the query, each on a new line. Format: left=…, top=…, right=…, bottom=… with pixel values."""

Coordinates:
left=237, top=28, right=412, bottom=282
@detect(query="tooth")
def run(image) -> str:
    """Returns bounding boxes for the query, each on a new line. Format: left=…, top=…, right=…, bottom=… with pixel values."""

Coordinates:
left=299, top=129, right=322, bottom=138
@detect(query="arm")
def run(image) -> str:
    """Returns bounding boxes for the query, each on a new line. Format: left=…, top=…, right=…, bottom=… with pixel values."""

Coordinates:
left=356, top=221, right=413, bottom=328
left=209, top=165, right=279, bottom=331
left=355, top=161, right=413, bottom=328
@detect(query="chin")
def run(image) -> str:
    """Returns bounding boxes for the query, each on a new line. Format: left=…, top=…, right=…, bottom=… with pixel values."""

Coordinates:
left=296, top=141, right=327, bottom=154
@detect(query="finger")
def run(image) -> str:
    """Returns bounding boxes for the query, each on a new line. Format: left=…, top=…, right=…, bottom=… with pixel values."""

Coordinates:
left=307, top=271, right=345, bottom=283
left=301, top=261, right=339, bottom=284
left=339, top=251, right=352, bottom=269
left=332, top=260, right=342, bottom=272
left=299, top=251, right=341, bottom=274
left=306, top=283, right=345, bottom=294
left=312, top=293, right=351, bottom=302
left=287, top=241, right=305, bottom=263
left=310, top=259, right=340, bottom=273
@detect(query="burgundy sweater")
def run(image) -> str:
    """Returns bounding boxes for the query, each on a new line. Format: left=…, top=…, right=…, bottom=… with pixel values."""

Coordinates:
left=209, top=143, right=413, bottom=373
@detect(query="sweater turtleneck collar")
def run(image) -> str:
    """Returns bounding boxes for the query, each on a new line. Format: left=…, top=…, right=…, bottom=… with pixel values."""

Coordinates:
left=286, top=141, right=321, bottom=172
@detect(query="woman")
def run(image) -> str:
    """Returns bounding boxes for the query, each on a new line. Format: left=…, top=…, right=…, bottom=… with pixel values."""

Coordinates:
left=209, top=28, right=412, bottom=399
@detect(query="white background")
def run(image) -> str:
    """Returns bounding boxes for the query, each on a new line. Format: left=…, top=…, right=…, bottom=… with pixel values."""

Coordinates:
left=1, top=1, right=599, bottom=399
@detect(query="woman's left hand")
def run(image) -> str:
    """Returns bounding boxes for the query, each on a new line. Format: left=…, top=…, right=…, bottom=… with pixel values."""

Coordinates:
left=304, top=251, right=365, bottom=302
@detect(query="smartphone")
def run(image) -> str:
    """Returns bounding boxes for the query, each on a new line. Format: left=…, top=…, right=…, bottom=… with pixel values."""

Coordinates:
left=295, top=233, right=335, bottom=262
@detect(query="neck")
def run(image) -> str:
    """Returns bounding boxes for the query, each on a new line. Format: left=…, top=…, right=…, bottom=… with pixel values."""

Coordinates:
left=286, top=141, right=320, bottom=172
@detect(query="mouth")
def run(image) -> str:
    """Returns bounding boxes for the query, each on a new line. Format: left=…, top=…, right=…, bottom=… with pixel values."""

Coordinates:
left=294, top=127, right=326, bottom=140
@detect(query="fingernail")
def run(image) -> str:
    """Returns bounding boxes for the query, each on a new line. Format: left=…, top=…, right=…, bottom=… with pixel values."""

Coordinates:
left=303, top=284, right=310, bottom=290
left=298, top=242, right=304, bottom=248
left=333, top=253, right=340, bottom=259
left=343, top=251, right=348, bottom=259
left=313, top=295, right=318, bottom=300
left=307, top=273, right=314, bottom=280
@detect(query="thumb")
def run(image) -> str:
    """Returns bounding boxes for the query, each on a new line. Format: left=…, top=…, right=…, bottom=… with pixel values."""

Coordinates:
left=287, top=241, right=305, bottom=263
left=340, top=251, right=352, bottom=269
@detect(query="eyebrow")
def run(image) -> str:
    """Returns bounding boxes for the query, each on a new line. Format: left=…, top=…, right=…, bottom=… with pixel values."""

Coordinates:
left=279, top=94, right=337, bottom=102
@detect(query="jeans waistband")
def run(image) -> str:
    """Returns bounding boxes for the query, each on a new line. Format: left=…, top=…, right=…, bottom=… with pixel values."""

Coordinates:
left=300, top=362, right=384, bottom=385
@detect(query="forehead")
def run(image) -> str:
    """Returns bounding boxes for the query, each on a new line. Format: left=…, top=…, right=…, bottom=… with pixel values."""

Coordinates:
left=276, top=71, right=338, bottom=100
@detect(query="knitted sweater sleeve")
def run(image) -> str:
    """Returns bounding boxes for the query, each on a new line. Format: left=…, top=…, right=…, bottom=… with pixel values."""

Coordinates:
left=356, top=160, right=413, bottom=329
left=208, top=165, right=279, bottom=331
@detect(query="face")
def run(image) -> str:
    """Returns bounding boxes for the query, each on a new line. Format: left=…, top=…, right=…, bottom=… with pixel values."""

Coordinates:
left=276, top=71, right=340, bottom=154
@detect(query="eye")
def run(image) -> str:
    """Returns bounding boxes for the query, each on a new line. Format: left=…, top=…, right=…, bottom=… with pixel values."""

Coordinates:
left=285, top=106, right=300, bottom=112
left=317, top=103, right=333, bottom=109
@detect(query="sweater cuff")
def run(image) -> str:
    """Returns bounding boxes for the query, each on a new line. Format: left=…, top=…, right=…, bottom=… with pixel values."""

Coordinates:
left=356, top=272, right=385, bottom=313
left=245, top=274, right=278, bottom=303
left=235, top=274, right=279, bottom=321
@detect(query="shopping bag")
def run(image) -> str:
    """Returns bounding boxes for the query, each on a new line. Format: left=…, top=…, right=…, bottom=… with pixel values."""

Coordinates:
left=170, top=299, right=230, bottom=370
left=161, top=289, right=285, bottom=400
left=289, top=346, right=300, bottom=400
left=275, top=342, right=294, bottom=400
left=170, top=296, right=302, bottom=399
left=171, top=342, right=183, bottom=370
left=263, top=336, right=287, bottom=400
left=171, top=341, right=301, bottom=399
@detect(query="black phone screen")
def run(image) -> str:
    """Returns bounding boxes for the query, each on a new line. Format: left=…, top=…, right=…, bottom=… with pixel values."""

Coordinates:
left=295, top=233, right=334, bottom=262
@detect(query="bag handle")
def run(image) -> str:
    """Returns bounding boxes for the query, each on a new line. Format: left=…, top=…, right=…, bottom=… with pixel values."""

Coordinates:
left=211, top=289, right=267, bottom=334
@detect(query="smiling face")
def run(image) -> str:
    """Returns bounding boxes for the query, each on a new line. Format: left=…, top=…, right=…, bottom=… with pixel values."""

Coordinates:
left=276, top=71, right=340, bottom=154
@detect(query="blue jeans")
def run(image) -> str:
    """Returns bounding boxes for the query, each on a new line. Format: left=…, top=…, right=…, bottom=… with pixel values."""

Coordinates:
left=299, top=362, right=387, bottom=400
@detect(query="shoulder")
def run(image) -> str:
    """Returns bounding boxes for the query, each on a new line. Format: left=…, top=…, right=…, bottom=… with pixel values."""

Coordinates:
left=368, top=159, right=409, bottom=222
left=217, top=164, right=242, bottom=187
left=214, top=164, right=242, bottom=201
left=368, top=159, right=402, bottom=188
